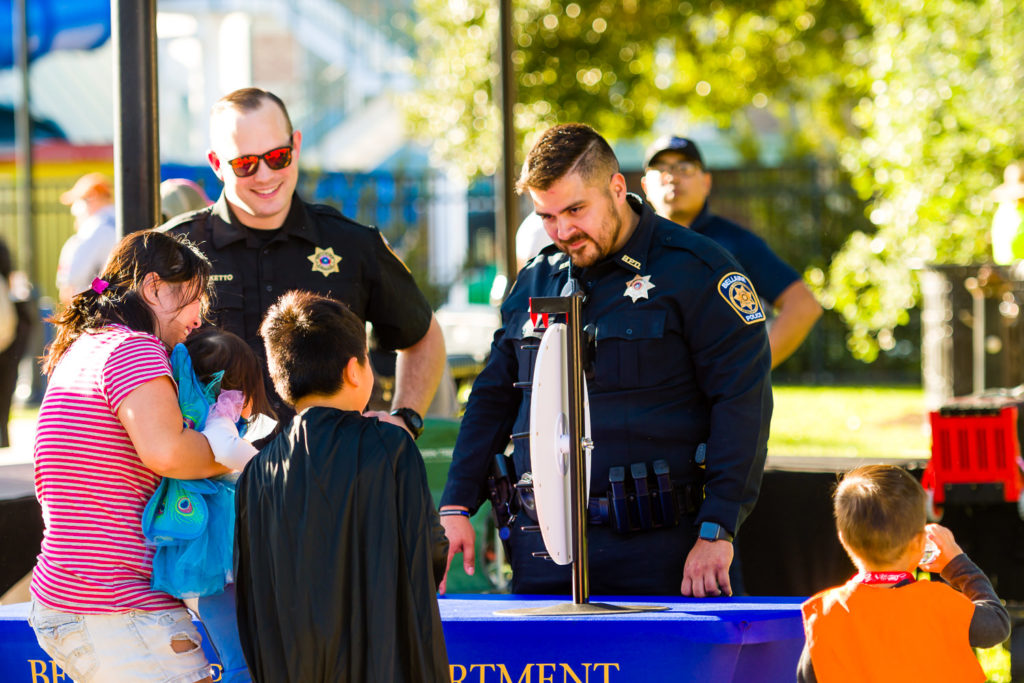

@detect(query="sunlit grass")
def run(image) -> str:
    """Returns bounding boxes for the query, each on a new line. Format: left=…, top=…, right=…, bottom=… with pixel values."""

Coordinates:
left=768, top=385, right=930, bottom=459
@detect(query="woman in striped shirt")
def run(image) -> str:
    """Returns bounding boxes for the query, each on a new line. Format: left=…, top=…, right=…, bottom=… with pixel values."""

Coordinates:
left=30, top=230, right=229, bottom=683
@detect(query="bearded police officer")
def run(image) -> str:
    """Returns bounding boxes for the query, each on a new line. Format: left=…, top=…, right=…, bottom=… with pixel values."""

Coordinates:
left=439, top=124, right=772, bottom=597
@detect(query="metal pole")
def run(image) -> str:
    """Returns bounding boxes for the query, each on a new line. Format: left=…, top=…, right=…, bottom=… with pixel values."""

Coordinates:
left=112, top=0, right=161, bottom=237
left=964, top=276, right=986, bottom=394
left=13, top=0, right=34, bottom=278
left=566, top=291, right=589, bottom=604
left=495, top=0, right=519, bottom=293
left=972, top=289, right=985, bottom=393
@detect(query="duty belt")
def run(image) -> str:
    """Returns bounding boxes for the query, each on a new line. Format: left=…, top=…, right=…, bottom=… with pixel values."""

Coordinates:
left=586, top=459, right=703, bottom=534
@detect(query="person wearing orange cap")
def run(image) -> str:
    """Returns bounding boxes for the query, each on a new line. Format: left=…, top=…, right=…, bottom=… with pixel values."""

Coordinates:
left=55, top=172, right=117, bottom=305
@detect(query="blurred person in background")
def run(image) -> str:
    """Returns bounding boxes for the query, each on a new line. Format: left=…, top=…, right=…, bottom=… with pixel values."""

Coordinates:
left=515, top=212, right=553, bottom=271
left=990, top=160, right=1024, bottom=265
left=641, top=136, right=821, bottom=369
left=163, top=87, right=445, bottom=440
left=55, top=172, right=117, bottom=306
left=160, top=178, right=213, bottom=223
left=0, top=237, right=34, bottom=447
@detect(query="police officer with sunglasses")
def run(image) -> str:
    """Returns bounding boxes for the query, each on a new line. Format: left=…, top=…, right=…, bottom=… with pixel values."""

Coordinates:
left=162, top=88, right=445, bottom=438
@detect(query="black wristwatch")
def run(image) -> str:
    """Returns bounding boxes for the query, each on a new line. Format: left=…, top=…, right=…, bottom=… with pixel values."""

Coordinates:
left=390, top=407, right=424, bottom=439
left=698, top=522, right=734, bottom=543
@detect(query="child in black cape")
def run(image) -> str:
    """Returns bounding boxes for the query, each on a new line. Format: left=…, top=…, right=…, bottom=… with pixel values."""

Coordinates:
left=234, top=290, right=450, bottom=682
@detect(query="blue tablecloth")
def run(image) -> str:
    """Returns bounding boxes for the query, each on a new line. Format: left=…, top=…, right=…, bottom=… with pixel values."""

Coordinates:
left=0, top=595, right=805, bottom=682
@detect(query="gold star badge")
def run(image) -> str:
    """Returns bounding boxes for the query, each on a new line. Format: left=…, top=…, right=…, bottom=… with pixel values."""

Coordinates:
left=623, top=274, right=655, bottom=302
left=308, top=246, right=341, bottom=277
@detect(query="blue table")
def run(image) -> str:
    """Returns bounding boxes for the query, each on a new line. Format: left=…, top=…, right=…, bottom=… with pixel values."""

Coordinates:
left=0, top=595, right=805, bottom=682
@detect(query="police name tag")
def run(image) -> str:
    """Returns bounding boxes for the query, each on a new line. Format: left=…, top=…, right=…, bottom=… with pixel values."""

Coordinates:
left=717, top=272, right=765, bottom=324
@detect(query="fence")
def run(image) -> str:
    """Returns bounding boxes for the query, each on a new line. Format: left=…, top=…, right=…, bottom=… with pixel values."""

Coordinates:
left=0, top=162, right=919, bottom=384
left=671, top=163, right=919, bottom=384
left=0, top=165, right=465, bottom=309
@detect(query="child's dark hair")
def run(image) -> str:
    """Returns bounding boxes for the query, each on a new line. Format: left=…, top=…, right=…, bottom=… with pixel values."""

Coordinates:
left=834, top=465, right=926, bottom=566
left=44, top=230, right=211, bottom=375
left=184, top=327, right=275, bottom=420
left=259, top=290, right=367, bottom=407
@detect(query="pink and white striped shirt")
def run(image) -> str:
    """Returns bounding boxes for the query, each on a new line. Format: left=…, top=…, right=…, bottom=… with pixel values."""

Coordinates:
left=31, top=324, right=182, bottom=613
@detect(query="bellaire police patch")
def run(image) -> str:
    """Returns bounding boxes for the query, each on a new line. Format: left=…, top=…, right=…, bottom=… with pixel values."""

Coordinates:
left=717, top=272, right=765, bottom=324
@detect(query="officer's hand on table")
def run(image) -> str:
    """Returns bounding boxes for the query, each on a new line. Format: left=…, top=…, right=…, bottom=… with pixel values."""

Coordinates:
left=364, top=410, right=413, bottom=438
left=438, top=506, right=476, bottom=595
left=680, top=539, right=734, bottom=598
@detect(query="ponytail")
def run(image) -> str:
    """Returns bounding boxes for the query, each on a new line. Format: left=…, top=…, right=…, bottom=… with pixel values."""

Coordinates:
left=42, top=230, right=211, bottom=375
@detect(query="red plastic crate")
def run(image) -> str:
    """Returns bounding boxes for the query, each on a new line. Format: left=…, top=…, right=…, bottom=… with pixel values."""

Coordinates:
left=924, top=405, right=1024, bottom=504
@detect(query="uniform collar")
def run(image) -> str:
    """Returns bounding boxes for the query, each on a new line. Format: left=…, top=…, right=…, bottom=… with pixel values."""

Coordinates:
left=606, top=193, right=654, bottom=276
left=209, top=191, right=323, bottom=249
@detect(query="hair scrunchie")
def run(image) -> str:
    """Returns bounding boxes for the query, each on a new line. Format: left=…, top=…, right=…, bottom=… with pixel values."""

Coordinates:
left=91, top=278, right=109, bottom=295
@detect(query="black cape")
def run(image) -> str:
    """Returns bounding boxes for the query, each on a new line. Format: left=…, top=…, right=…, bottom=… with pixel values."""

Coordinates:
left=235, top=407, right=450, bottom=682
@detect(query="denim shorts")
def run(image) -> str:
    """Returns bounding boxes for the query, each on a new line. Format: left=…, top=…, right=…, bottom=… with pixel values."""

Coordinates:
left=29, top=599, right=214, bottom=683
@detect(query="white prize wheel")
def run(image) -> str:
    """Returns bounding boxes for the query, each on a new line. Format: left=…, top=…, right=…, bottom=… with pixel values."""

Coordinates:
left=529, top=322, right=592, bottom=565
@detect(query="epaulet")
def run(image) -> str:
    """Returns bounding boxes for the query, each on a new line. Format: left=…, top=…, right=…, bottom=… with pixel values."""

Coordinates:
left=157, top=205, right=213, bottom=233
left=656, top=220, right=736, bottom=271
left=307, top=202, right=373, bottom=231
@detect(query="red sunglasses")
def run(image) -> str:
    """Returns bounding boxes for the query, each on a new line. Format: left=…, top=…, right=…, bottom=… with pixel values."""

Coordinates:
left=226, top=141, right=294, bottom=178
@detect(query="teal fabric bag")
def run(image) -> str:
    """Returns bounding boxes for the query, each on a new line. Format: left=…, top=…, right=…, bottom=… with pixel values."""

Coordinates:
left=142, top=344, right=236, bottom=598
left=141, top=477, right=216, bottom=544
left=171, top=343, right=222, bottom=431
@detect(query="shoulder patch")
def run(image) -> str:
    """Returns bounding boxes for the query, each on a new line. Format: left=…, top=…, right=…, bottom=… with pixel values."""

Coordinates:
left=717, top=272, right=765, bottom=325
left=378, top=232, right=411, bottom=273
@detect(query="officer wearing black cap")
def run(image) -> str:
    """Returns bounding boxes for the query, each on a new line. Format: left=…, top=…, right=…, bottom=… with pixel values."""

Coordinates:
left=439, top=124, right=772, bottom=597
left=641, top=136, right=822, bottom=369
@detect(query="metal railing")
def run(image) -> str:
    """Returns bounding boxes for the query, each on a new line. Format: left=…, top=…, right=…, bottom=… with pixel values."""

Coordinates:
left=0, top=162, right=917, bottom=383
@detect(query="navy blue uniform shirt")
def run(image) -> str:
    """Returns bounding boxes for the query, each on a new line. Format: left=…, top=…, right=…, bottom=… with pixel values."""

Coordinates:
left=162, top=192, right=432, bottom=418
left=690, top=202, right=800, bottom=304
left=441, top=195, right=772, bottom=592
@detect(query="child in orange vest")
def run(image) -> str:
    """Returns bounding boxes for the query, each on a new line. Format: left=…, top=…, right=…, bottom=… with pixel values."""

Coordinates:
left=799, top=464, right=1009, bottom=682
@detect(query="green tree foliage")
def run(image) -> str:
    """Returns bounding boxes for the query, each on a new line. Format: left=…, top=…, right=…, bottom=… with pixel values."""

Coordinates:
left=819, top=0, right=1024, bottom=361
left=405, top=0, right=868, bottom=178
left=406, top=0, right=1024, bottom=363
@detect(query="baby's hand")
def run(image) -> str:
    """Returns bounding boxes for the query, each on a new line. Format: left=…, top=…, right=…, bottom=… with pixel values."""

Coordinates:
left=202, top=414, right=257, bottom=470
left=920, top=523, right=963, bottom=573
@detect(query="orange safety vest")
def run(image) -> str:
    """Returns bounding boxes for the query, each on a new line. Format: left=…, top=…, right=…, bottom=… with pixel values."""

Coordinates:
left=802, top=578, right=984, bottom=683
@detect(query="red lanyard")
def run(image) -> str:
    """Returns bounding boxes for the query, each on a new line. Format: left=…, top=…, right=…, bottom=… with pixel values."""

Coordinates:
left=854, top=571, right=916, bottom=585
